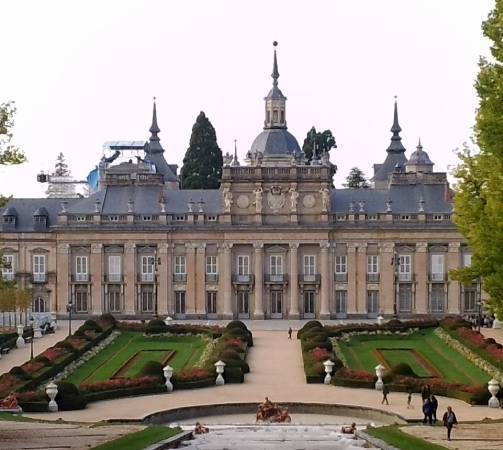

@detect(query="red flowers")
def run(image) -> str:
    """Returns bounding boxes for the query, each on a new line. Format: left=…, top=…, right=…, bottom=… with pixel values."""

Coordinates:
left=311, top=347, right=331, bottom=362
left=81, top=376, right=160, bottom=392
left=174, top=368, right=211, bottom=382
left=336, top=368, right=375, bottom=382
left=15, top=390, right=46, bottom=402
left=21, top=361, right=45, bottom=375
left=41, top=347, right=69, bottom=362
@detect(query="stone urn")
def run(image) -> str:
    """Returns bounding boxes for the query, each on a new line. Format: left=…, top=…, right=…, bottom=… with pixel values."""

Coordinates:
left=488, top=379, right=500, bottom=408
left=323, top=359, right=335, bottom=385
left=377, top=316, right=385, bottom=326
left=33, top=320, right=43, bottom=339
left=375, top=364, right=386, bottom=390
left=164, top=316, right=173, bottom=327
left=16, top=324, right=25, bottom=348
left=46, top=382, right=58, bottom=412
left=214, top=360, right=226, bottom=386
left=163, top=365, right=174, bottom=392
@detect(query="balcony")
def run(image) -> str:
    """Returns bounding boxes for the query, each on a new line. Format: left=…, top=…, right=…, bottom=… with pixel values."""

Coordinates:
left=265, top=273, right=288, bottom=284
left=205, top=273, right=219, bottom=283
left=104, top=274, right=124, bottom=283
left=367, top=273, right=380, bottom=283
left=31, top=273, right=47, bottom=283
left=334, top=273, right=348, bottom=283
left=1, top=272, right=15, bottom=281
left=298, top=274, right=321, bottom=284
left=71, top=273, right=89, bottom=283
left=138, top=273, right=155, bottom=283
left=232, top=274, right=255, bottom=285
left=429, top=273, right=448, bottom=282
left=173, top=273, right=187, bottom=283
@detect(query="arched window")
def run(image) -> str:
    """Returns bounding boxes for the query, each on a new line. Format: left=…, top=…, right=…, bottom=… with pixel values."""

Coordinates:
left=33, top=297, right=46, bottom=313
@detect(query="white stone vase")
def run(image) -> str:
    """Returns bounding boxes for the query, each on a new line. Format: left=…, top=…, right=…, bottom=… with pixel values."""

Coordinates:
left=46, top=382, right=58, bottom=412
left=163, top=365, right=174, bottom=392
left=16, top=324, right=25, bottom=348
left=377, top=316, right=385, bottom=326
left=375, top=364, right=385, bottom=390
left=323, top=359, right=335, bottom=385
left=214, top=360, right=226, bottom=386
left=488, top=379, right=500, bottom=408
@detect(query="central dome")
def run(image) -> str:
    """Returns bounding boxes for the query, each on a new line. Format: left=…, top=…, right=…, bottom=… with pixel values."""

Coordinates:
left=250, top=128, right=302, bottom=157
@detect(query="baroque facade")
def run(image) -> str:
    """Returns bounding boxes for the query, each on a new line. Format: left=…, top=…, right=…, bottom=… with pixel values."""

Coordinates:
left=0, top=46, right=480, bottom=320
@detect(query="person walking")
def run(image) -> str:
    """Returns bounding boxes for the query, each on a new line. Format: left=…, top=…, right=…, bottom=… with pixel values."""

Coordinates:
left=442, top=406, right=458, bottom=441
left=430, top=395, right=438, bottom=423
left=381, top=384, right=389, bottom=405
left=422, top=398, right=432, bottom=424
left=406, top=390, right=413, bottom=409
left=421, top=383, right=431, bottom=401
left=288, top=327, right=292, bottom=339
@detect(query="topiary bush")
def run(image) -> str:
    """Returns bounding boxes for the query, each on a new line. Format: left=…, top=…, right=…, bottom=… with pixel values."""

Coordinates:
left=219, top=350, right=242, bottom=360
left=140, top=361, right=164, bottom=378
left=224, top=367, right=244, bottom=383
left=224, top=327, right=253, bottom=347
left=54, top=340, right=77, bottom=352
left=386, top=318, right=403, bottom=327
left=297, top=320, right=323, bottom=339
left=81, top=319, right=103, bottom=333
left=9, top=366, right=31, bottom=380
left=99, top=313, right=117, bottom=325
left=56, top=382, right=87, bottom=410
left=33, top=355, right=52, bottom=366
left=146, top=319, right=168, bottom=335
left=222, top=358, right=250, bottom=374
left=225, top=320, right=248, bottom=331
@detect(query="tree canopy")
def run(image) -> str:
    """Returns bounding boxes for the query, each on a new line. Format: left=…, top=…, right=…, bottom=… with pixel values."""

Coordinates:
left=0, top=102, right=25, bottom=166
left=180, top=111, right=223, bottom=189
left=344, top=167, right=370, bottom=188
left=451, top=0, right=503, bottom=317
left=301, top=127, right=336, bottom=163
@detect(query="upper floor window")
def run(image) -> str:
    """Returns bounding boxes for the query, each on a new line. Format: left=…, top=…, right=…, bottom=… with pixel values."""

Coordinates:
left=335, top=255, right=347, bottom=274
left=33, top=254, right=46, bottom=282
left=108, top=255, right=122, bottom=282
left=141, top=255, right=155, bottom=282
left=1, top=254, right=14, bottom=280
left=270, top=255, right=283, bottom=275
left=463, top=253, right=472, bottom=268
left=75, top=256, right=88, bottom=282
left=237, top=255, right=249, bottom=276
left=398, top=254, right=411, bottom=281
left=175, top=255, right=186, bottom=275
left=303, top=255, right=316, bottom=275
left=206, top=256, right=217, bottom=274
left=367, top=255, right=378, bottom=274
left=430, top=254, right=445, bottom=281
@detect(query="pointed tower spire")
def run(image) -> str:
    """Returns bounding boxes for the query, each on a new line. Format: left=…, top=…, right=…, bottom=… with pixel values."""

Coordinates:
left=149, top=97, right=160, bottom=142
left=386, top=96, right=406, bottom=154
left=264, top=41, right=287, bottom=129
left=231, top=139, right=240, bottom=166
left=417, top=137, right=422, bottom=150
left=272, top=41, right=279, bottom=87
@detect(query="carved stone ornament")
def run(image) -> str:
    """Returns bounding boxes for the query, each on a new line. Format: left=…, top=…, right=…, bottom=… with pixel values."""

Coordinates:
left=237, top=194, right=250, bottom=209
left=267, top=186, right=285, bottom=212
left=302, top=194, right=316, bottom=209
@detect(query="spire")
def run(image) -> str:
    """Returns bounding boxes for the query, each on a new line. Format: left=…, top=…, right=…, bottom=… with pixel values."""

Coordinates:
left=231, top=139, right=240, bottom=166
left=272, top=41, right=279, bottom=87
left=149, top=97, right=160, bottom=142
left=386, top=96, right=406, bottom=153
left=417, top=137, right=422, bottom=150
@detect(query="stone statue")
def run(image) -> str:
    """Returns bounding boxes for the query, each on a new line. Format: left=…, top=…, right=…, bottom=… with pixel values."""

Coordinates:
left=319, top=186, right=330, bottom=212
left=223, top=152, right=233, bottom=166
left=386, top=199, right=393, bottom=213
left=253, top=187, right=263, bottom=213
left=289, top=187, right=299, bottom=211
left=358, top=201, right=366, bottom=213
left=223, top=188, right=233, bottom=212
left=349, top=201, right=355, bottom=213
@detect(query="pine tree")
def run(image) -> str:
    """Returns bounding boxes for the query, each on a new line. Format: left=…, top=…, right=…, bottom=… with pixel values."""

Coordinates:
left=53, top=152, right=70, bottom=176
left=301, top=127, right=336, bottom=163
left=180, top=112, right=223, bottom=189
left=344, top=167, right=370, bottom=188
left=46, top=152, right=76, bottom=198
left=451, top=0, right=503, bottom=317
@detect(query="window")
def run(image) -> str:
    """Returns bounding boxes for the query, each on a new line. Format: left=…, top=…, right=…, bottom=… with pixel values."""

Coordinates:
left=140, top=286, right=154, bottom=312
left=304, top=291, right=315, bottom=315
left=33, top=297, right=46, bottom=313
left=2, top=254, right=15, bottom=280
left=206, top=291, right=217, bottom=314
left=463, top=253, right=472, bottom=267
left=237, top=255, right=249, bottom=277
left=108, top=286, right=121, bottom=312
left=141, top=256, right=155, bottom=282
left=266, top=110, right=270, bottom=123
left=75, top=285, right=88, bottom=312
left=175, top=255, right=186, bottom=274
left=273, top=110, right=278, bottom=122
left=398, top=255, right=411, bottom=281
left=367, top=255, right=379, bottom=282
left=175, top=291, right=186, bottom=314
left=174, top=215, right=185, bottom=221
left=430, top=284, right=445, bottom=312
left=108, top=255, right=121, bottom=282
left=109, top=215, right=119, bottom=222
left=430, top=254, right=445, bottom=281
left=433, top=214, right=443, bottom=221
left=270, top=255, right=283, bottom=281
left=280, top=110, right=285, bottom=123
left=463, top=289, right=477, bottom=312
left=75, top=256, right=88, bottom=282
left=398, top=285, right=412, bottom=312
left=367, top=291, right=379, bottom=314
left=271, top=291, right=283, bottom=315
left=207, top=215, right=217, bottom=222
left=335, top=291, right=347, bottom=314
left=237, top=291, right=249, bottom=315
left=206, top=256, right=217, bottom=274
left=142, top=215, right=152, bottom=221
left=76, top=216, right=86, bottom=222
left=32, top=254, right=46, bottom=282
left=303, top=255, right=316, bottom=278
left=335, top=255, right=347, bottom=281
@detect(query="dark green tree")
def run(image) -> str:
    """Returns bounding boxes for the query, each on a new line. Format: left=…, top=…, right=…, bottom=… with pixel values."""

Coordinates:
left=180, top=112, right=223, bottom=189
left=344, top=167, right=370, bottom=188
left=301, top=127, right=336, bottom=163
left=451, top=0, right=503, bottom=317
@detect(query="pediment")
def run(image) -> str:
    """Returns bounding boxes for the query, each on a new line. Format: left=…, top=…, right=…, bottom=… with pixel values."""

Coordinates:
left=265, top=245, right=287, bottom=253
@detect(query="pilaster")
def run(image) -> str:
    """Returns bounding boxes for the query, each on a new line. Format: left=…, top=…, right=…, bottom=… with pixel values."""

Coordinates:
left=253, top=243, right=264, bottom=319
left=124, top=243, right=136, bottom=315
left=56, top=243, right=70, bottom=315
left=196, top=243, right=206, bottom=316
left=90, top=243, right=103, bottom=315
left=355, top=243, right=367, bottom=314
left=157, top=243, right=169, bottom=315
left=380, top=243, right=395, bottom=315
left=415, top=242, right=428, bottom=314
left=288, top=243, right=299, bottom=318
left=185, top=243, right=197, bottom=316
left=220, top=243, right=233, bottom=319
left=319, top=241, right=330, bottom=318
left=447, top=242, right=461, bottom=313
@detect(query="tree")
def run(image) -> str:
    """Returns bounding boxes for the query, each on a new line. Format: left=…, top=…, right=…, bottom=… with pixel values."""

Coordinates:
left=301, top=127, right=337, bottom=163
left=344, top=167, right=370, bottom=188
left=46, top=152, right=76, bottom=198
left=180, top=112, right=223, bottom=189
left=53, top=152, right=70, bottom=176
left=451, top=1, right=503, bottom=317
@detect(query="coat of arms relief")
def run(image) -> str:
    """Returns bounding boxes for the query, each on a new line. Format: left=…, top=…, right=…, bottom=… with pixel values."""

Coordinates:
left=266, top=185, right=286, bottom=213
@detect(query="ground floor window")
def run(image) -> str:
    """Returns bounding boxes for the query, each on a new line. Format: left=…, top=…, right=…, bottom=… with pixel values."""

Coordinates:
left=175, top=291, right=186, bottom=314
left=430, top=284, right=445, bottom=312
left=206, top=291, right=217, bottom=314
left=398, top=285, right=412, bottom=312
left=304, top=291, right=315, bottom=315
left=107, top=285, right=121, bottom=312
left=271, top=291, right=283, bottom=315
left=463, top=289, right=477, bottom=312
left=238, top=291, right=249, bottom=315
left=75, top=285, right=88, bottom=312
left=367, top=290, right=379, bottom=314
left=335, top=290, right=347, bottom=314
left=33, top=296, right=46, bottom=313
left=140, top=287, right=154, bottom=313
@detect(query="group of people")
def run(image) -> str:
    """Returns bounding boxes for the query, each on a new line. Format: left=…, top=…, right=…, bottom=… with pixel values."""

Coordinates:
left=256, top=397, right=291, bottom=423
left=421, top=384, right=458, bottom=440
left=466, top=314, right=495, bottom=329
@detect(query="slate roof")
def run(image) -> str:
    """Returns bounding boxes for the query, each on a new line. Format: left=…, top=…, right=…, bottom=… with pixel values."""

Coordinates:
left=250, top=129, right=302, bottom=157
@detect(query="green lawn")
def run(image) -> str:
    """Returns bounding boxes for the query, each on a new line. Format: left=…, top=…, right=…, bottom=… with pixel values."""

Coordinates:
left=91, top=426, right=182, bottom=450
left=66, top=332, right=207, bottom=385
left=337, top=328, right=489, bottom=385
left=366, top=425, right=448, bottom=450
left=380, top=349, right=432, bottom=377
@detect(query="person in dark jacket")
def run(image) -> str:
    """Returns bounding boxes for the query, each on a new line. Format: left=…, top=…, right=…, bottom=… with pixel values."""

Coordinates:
left=421, top=383, right=431, bottom=401
left=381, top=384, right=389, bottom=405
left=442, top=406, right=458, bottom=441
left=430, top=395, right=438, bottom=422
left=422, top=398, right=433, bottom=424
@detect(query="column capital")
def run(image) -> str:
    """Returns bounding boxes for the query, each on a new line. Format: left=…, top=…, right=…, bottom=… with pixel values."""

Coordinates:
left=124, top=242, right=136, bottom=253
left=253, top=242, right=264, bottom=251
left=381, top=242, right=395, bottom=253
left=448, top=242, right=461, bottom=252
left=289, top=242, right=299, bottom=250
left=416, top=242, right=428, bottom=252
left=185, top=243, right=197, bottom=251
left=221, top=242, right=233, bottom=251
left=57, top=243, right=70, bottom=254
left=320, top=241, right=330, bottom=251
left=196, top=243, right=207, bottom=252
left=158, top=242, right=169, bottom=254
left=91, top=243, right=103, bottom=254
left=347, top=242, right=358, bottom=253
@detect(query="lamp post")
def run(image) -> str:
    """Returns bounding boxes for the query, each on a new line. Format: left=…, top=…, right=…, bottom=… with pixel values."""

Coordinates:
left=66, top=301, right=74, bottom=336
left=477, top=300, right=483, bottom=333
left=29, top=317, right=34, bottom=360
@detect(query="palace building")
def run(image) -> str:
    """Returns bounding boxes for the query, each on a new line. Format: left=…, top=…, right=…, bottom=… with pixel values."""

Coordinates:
left=0, top=46, right=480, bottom=320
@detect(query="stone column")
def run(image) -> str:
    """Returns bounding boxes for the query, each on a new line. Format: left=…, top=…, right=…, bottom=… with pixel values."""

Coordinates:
left=253, top=243, right=264, bottom=319
left=56, top=243, right=70, bottom=315
left=380, top=243, right=395, bottom=315
left=220, top=243, right=233, bottom=319
left=185, top=243, right=197, bottom=317
left=346, top=243, right=358, bottom=314
left=157, top=243, right=169, bottom=315
left=415, top=242, right=428, bottom=314
left=319, top=241, right=330, bottom=319
left=90, top=243, right=103, bottom=315
left=289, top=243, right=300, bottom=318
left=355, top=243, right=367, bottom=314
left=447, top=242, right=461, bottom=314
left=196, top=243, right=206, bottom=317
left=124, top=243, right=136, bottom=315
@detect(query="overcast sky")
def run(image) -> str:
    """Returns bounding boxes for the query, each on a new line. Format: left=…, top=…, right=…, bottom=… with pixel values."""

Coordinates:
left=0, top=0, right=494, bottom=197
